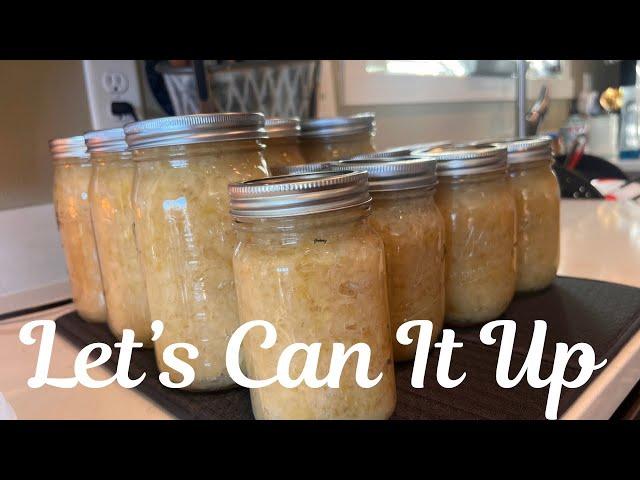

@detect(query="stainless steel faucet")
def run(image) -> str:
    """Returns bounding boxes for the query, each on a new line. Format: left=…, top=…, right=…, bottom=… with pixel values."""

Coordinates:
left=516, top=60, right=528, bottom=137
left=516, top=60, right=550, bottom=137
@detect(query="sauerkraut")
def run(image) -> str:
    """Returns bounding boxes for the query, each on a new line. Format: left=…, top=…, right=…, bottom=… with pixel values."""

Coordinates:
left=53, top=158, right=107, bottom=323
left=435, top=172, right=517, bottom=325
left=90, top=150, right=152, bottom=346
left=233, top=208, right=396, bottom=419
left=132, top=141, right=268, bottom=391
left=368, top=189, right=445, bottom=360
left=298, top=132, right=375, bottom=164
left=262, top=137, right=307, bottom=172
left=509, top=160, right=560, bottom=292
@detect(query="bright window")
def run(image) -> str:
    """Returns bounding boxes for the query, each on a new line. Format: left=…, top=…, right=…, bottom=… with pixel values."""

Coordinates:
left=365, top=60, right=562, bottom=78
left=341, top=60, right=574, bottom=106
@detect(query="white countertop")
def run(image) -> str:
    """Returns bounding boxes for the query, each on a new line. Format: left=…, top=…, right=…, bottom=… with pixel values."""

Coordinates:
left=2, top=199, right=640, bottom=420
left=558, top=199, right=640, bottom=288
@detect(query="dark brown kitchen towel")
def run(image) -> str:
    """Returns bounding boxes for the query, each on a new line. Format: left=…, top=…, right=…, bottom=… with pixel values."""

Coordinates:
left=55, top=276, right=640, bottom=420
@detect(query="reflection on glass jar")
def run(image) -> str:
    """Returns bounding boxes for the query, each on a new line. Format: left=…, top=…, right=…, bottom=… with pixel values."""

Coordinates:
left=86, top=128, right=152, bottom=346
left=426, top=145, right=516, bottom=326
left=126, top=113, right=269, bottom=391
left=229, top=172, right=396, bottom=419
left=262, top=117, right=306, bottom=173
left=331, top=156, right=445, bottom=361
left=504, top=137, right=560, bottom=292
left=299, top=113, right=376, bottom=163
left=50, top=136, right=107, bottom=323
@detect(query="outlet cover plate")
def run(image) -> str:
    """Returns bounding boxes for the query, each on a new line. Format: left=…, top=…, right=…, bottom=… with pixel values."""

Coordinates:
left=82, top=60, right=144, bottom=130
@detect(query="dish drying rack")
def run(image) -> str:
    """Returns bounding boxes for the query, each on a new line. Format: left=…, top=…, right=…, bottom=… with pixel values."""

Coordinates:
left=156, top=60, right=320, bottom=118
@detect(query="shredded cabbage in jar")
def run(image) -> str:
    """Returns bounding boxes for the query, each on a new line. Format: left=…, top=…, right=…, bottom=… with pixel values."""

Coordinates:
left=369, top=189, right=445, bottom=360
left=299, top=133, right=375, bottom=164
left=53, top=160, right=107, bottom=323
left=90, top=151, right=152, bottom=345
left=233, top=209, right=396, bottom=419
left=133, top=141, right=268, bottom=391
left=435, top=173, right=517, bottom=325
left=262, top=137, right=307, bottom=171
left=509, top=161, right=560, bottom=292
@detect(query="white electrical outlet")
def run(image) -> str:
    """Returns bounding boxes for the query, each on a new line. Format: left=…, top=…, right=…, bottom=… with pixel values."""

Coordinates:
left=101, top=71, right=129, bottom=94
left=83, top=60, right=144, bottom=130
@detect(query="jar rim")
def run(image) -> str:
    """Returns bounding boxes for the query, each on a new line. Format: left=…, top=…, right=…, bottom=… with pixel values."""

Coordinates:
left=124, top=113, right=267, bottom=150
left=264, top=117, right=300, bottom=139
left=300, top=113, right=375, bottom=139
left=419, top=144, right=508, bottom=176
left=331, top=156, right=438, bottom=192
left=228, top=170, right=371, bottom=219
left=84, top=127, right=128, bottom=153
left=360, top=141, right=451, bottom=159
left=48, top=135, right=88, bottom=160
left=269, top=161, right=333, bottom=176
left=471, top=135, right=552, bottom=165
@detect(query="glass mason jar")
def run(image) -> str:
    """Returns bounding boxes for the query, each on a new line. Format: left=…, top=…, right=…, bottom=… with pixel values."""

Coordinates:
left=504, top=137, right=560, bottom=292
left=262, top=117, right=306, bottom=174
left=125, top=113, right=269, bottom=391
left=425, top=145, right=517, bottom=326
left=86, top=128, right=152, bottom=346
left=299, top=113, right=376, bottom=163
left=50, top=136, right=107, bottom=323
left=332, top=156, right=445, bottom=362
left=229, top=171, right=396, bottom=420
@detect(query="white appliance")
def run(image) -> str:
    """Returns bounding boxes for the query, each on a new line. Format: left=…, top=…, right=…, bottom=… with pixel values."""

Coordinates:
left=0, top=204, right=71, bottom=315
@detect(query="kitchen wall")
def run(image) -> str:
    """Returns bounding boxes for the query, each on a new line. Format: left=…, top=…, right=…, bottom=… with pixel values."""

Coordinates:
left=0, top=61, right=91, bottom=211
left=331, top=60, right=618, bottom=150
left=331, top=61, right=570, bottom=149
left=339, top=100, right=570, bottom=149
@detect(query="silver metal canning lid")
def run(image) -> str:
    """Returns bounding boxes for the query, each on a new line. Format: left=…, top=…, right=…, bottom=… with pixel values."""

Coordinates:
left=124, top=113, right=267, bottom=150
left=264, top=117, right=301, bottom=139
left=269, top=161, right=333, bottom=176
left=48, top=135, right=89, bottom=160
left=471, top=135, right=552, bottom=165
left=331, top=155, right=437, bottom=192
left=353, top=140, right=451, bottom=160
left=84, top=127, right=128, bottom=153
left=228, top=170, right=371, bottom=219
left=421, top=144, right=507, bottom=176
left=300, top=113, right=375, bottom=139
